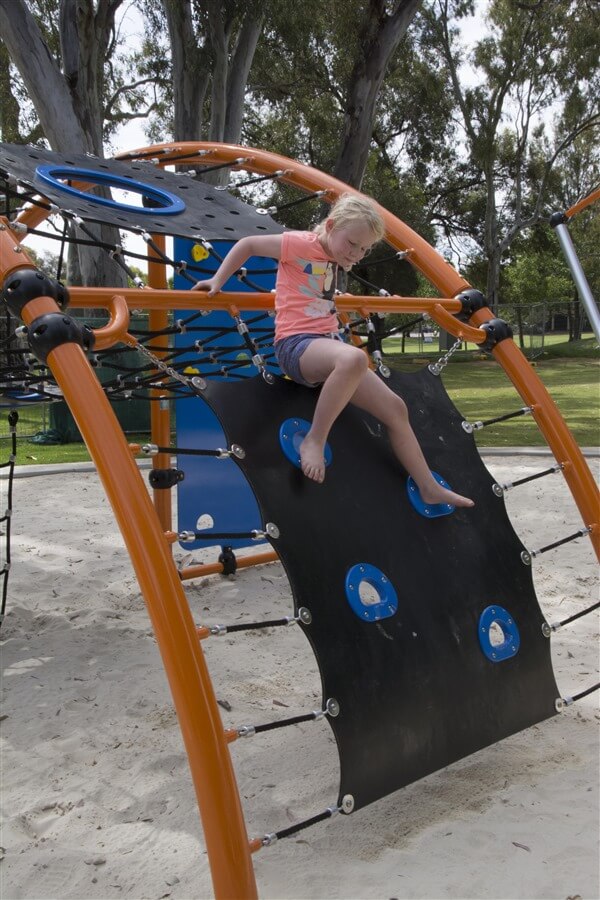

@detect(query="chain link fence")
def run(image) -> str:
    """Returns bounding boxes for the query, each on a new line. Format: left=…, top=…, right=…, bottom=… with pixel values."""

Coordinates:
left=0, top=315, right=152, bottom=441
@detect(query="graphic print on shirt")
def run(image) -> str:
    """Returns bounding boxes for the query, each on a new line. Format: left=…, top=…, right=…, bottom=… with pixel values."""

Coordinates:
left=296, top=257, right=338, bottom=319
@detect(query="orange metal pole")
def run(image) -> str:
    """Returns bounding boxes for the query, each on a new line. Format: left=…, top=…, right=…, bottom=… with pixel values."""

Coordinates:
left=40, top=342, right=257, bottom=899
left=491, top=339, right=599, bottom=559
left=92, top=295, right=130, bottom=349
left=466, top=307, right=600, bottom=561
left=62, top=285, right=464, bottom=315
left=0, top=234, right=258, bottom=899
left=147, top=235, right=173, bottom=532
left=180, top=549, right=279, bottom=581
left=118, top=141, right=471, bottom=297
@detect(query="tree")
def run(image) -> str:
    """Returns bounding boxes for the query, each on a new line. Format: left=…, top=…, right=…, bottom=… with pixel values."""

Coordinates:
left=0, top=38, right=44, bottom=144
left=244, top=0, right=423, bottom=188
left=332, top=0, right=422, bottom=187
left=137, top=0, right=265, bottom=148
left=427, top=0, right=600, bottom=310
left=0, top=0, right=158, bottom=285
left=139, top=1, right=423, bottom=193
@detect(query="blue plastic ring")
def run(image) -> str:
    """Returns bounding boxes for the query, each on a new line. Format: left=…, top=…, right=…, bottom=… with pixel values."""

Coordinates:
left=35, top=165, right=186, bottom=215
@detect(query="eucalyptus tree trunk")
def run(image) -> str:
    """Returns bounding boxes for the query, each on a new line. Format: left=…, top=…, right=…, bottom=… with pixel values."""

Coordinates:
left=0, top=0, right=91, bottom=152
left=0, top=0, right=127, bottom=288
left=161, top=0, right=264, bottom=189
left=223, top=13, right=263, bottom=144
left=484, top=174, right=501, bottom=314
left=165, top=2, right=265, bottom=186
left=333, top=0, right=421, bottom=188
left=0, top=40, right=38, bottom=143
left=205, top=3, right=265, bottom=144
left=162, top=0, right=208, bottom=141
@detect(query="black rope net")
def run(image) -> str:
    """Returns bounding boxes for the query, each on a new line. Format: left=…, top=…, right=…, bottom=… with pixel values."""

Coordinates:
left=0, top=204, right=423, bottom=402
left=0, top=143, right=431, bottom=411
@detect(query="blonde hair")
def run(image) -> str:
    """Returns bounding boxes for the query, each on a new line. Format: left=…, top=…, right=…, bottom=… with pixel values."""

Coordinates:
left=314, top=193, right=386, bottom=242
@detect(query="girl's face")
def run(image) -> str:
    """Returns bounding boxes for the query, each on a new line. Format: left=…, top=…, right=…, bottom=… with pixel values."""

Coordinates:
left=321, top=220, right=377, bottom=270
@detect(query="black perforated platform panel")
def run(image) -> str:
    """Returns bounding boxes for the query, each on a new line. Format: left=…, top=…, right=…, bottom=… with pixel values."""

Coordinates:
left=0, top=143, right=282, bottom=240
left=201, top=368, right=559, bottom=812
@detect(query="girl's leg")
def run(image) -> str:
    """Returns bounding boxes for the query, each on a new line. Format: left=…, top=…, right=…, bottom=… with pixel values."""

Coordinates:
left=350, top=368, right=473, bottom=507
left=297, top=340, right=473, bottom=506
left=297, top=339, right=369, bottom=482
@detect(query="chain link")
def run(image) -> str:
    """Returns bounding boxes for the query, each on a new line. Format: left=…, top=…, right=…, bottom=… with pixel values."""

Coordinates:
left=428, top=338, right=463, bottom=376
left=132, top=339, right=207, bottom=393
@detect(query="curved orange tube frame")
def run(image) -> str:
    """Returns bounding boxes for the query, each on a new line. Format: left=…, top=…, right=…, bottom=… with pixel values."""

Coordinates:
left=0, top=225, right=258, bottom=900
left=2, top=142, right=598, bottom=900
left=92, top=294, right=130, bottom=349
left=565, top=187, right=600, bottom=220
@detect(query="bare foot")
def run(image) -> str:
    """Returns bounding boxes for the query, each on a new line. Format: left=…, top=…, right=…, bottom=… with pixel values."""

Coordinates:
left=419, top=482, right=474, bottom=508
left=299, top=433, right=326, bottom=483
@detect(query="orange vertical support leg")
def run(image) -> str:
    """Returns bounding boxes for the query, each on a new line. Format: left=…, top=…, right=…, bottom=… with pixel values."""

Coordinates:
left=147, top=235, right=174, bottom=532
left=0, top=230, right=258, bottom=899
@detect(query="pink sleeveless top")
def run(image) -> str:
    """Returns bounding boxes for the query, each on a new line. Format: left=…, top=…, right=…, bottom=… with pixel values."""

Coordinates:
left=274, top=231, right=339, bottom=342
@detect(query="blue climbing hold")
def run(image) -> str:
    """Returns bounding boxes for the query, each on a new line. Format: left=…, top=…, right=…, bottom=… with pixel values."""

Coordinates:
left=279, top=418, right=332, bottom=470
left=345, top=563, right=398, bottom=623
left=478, top=605, right=521, bottom=662
left=406, top=471, right=455, bottom=518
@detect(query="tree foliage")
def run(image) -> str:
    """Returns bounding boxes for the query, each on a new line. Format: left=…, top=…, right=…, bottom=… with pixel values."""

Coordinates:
left=0, top=0, right=597, bottom=315
left=0, top=0, right=155, bottom=285
left=427, top=0, right=600, bottom=309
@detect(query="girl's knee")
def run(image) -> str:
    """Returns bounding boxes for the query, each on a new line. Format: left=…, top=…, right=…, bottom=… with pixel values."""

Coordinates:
left=336, top=346, right=369, bottom=377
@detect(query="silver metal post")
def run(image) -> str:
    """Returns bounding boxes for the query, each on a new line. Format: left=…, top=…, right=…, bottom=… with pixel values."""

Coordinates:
left=553, top=221, right=600, bottom=343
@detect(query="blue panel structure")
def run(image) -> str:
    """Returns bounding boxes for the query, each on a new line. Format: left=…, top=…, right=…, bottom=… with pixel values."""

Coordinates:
left=174, top=237, right=279, bottom=550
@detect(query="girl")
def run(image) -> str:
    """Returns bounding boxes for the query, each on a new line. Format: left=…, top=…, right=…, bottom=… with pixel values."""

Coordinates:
left=193, top=194, right=473, bottom=508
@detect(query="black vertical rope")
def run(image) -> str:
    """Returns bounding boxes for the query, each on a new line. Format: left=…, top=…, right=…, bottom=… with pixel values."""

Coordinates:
left=0, top=410, right=18, bottom=624
left=2, top=176, right=10, bottom=217
left=55, top=217, right=69, bottom=283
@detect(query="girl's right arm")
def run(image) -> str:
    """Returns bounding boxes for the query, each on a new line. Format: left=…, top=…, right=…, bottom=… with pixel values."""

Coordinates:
left=192, top=234, right=283, bottom=294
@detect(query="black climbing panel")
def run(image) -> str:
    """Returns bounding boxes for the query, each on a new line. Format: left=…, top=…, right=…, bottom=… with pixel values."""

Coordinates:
left=201, top=368, right=559, bottom=812
left=0, top=143, right=282, bottom=240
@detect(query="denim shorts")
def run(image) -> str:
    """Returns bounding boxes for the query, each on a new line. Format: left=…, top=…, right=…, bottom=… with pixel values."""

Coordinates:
left=274, top=332, right=342, bottom=388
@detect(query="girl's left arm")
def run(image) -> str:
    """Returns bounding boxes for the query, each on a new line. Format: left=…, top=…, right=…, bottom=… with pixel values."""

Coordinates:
left=192, top=234, right=283, bottom=294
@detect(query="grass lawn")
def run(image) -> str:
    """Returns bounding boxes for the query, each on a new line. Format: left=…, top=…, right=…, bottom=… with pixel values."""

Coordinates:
left=0, top=431, right=154, bottom=466
left=420, top=358, right=599, bottom=447
left=1, top=344, right=598, bottom=464
left=383, top=333, right=598, bottom=358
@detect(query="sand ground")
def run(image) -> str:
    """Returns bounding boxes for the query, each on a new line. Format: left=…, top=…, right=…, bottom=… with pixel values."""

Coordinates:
left=1, top=454, right=598, bottom=900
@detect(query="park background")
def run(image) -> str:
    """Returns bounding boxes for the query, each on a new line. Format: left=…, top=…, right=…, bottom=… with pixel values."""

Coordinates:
left=0, top=0, right=598, bottom=458
left=0, top=4, right=599, bottom=900
left=1, top=0, right=598, bottom=458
